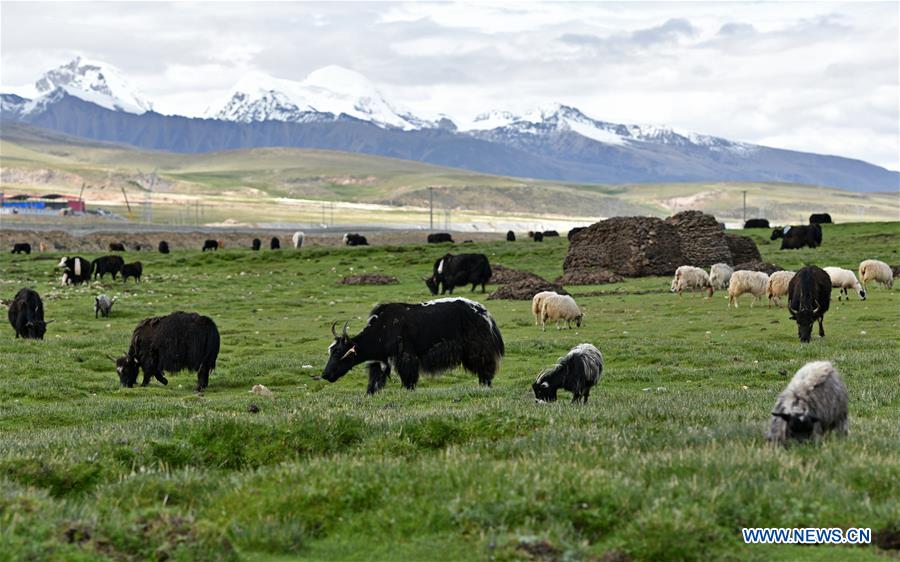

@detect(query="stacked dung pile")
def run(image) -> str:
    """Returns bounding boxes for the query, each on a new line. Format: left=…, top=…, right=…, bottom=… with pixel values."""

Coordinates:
left=340, top=274, right=398, bottom=285
left=563, top=211, right=763, bottom=278
left=734, top=261, right=783, bottom=275
left=555, top=269, right=624, bottom=285
left=664, top=211, right=732, bottom=266
left=490, top=264, right=544, bottom=284
left=488, top=277, right=567, bottom=300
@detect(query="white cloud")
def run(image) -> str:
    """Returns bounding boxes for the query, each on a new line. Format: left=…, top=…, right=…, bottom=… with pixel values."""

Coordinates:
left=0, top=1, right=897, bottom=170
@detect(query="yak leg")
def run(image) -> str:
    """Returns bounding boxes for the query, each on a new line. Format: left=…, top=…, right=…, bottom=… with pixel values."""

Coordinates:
left=462, top=350, right=494, bottom=387
left=366, top=362, right=390, bottom=395
left=396, top=353, right=420, bottom=390
left=818, top=317, right=825, bottom=338
left=141, top=368, right=153, bottom=387
left=155, top=371, right=169, bottom=386
left=196, top=367, right=210, bottom=392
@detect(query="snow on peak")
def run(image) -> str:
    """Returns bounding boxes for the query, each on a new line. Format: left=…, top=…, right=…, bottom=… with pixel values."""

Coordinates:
left=34, top=56, right=153, bottom=114
left=210, top=65, right=434, bottom=130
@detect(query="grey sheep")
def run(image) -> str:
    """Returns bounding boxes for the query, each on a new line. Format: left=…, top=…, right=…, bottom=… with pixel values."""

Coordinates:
left=94, top=295, right=117, bottom=318
left=768, top=360, right=848, bottom=444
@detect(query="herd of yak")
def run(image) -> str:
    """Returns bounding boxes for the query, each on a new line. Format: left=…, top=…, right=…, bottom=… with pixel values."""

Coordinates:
left=5, top=215, right=894, bottom=444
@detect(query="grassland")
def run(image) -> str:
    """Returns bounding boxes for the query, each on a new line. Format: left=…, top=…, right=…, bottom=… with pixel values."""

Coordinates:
left=0, top=222, right=898, bottom=561
left=2, top=122, right=898, bottom=227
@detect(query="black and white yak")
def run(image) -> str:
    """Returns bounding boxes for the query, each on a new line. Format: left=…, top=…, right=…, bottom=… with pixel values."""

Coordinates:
left=7, top=288, right=52, bottom=339
left=58, top=256, right=93, bottom=285
left=202, top=239, right=218, bottom=251
left=771, top=224, right=822, bottom=250
left=425, top=253, right=492, bottom=295
left=11, top=243, right=31, bottom=254
left=532, top=343, right=604, bottom=403
left=322, top=298, right=505, bottom=395
left=427, top=232, right=454, bottom=244
left=787, top=265, right=832, bottom=343
left=114, top=311, right=220, bottom=391
left=92, top=255, right=125, bottom=280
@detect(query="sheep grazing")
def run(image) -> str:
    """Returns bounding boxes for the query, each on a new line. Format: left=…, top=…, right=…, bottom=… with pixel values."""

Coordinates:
left=859, top=259, right=893, bottom=292
left=823, top=267, right=866, bottom=301
left=292, top=231, right=304, bottom=249
left=531, top=291, right=558, bottom=325
left=670, top=265, right=713, bottom=297
left=533, top=343, right=603, bottom=403
left=766, top=271, right=796, bottom=308
left=709, top=263, right=733, bottom=290
left=540, top=294, right=583, bottom=331
left=94, top=294, right=117, bottom=318
left=728, top=270, right=769, bottom=308
left=768, top=360, right=848, bottom=445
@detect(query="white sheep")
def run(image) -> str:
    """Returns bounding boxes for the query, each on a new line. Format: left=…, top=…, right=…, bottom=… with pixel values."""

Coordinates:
left=766, top=271, right=795, bottom=308
left=540, top=294, right=583, bottom=331
left=670, top=265, right=713, bottom=297
left=858, top=259, right=893, bottom=291
left=709, top=263, right=733, bottom=290
left=768, top=360, right=849, bottom=445
left=727, top=270, right=769, bottom=308
left=531, top=291, right=558, bottom=325
left=292, top=231, right=305, bottom=249
left=823, top=267, right=866, bottom=301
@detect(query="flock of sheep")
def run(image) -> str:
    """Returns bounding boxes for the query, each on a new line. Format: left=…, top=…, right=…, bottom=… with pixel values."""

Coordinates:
left=669, top=259, right=894, bottom=307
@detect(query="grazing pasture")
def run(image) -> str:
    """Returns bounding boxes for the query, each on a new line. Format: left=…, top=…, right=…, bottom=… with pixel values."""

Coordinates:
left=0, top=222, right=898, bottom=561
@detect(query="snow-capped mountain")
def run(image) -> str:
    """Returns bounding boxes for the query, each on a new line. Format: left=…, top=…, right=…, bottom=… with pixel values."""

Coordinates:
left=208, top=65, right=435, bottom=130
left=465, top=103, right=757, bottom=155
left=30, top=57, right=153, bottom=114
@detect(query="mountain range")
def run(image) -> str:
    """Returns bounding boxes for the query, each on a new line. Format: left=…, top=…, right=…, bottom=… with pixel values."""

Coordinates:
left=2, top=57, right=897, bottom=192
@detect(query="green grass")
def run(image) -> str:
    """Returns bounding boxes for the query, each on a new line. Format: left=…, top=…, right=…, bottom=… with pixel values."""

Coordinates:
left=1, top=223, right=898, bottom=561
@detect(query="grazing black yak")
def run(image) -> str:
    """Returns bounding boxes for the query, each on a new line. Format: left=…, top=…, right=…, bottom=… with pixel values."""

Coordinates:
left=788, top=266, right=831, bottom=343
left=425, top=253, right=492, bottom=295
left=8, top=288, right=51, bottom=339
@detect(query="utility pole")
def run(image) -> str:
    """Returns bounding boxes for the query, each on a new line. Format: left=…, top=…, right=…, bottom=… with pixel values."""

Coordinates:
left=742, top=190, right=747, bottom=222
left=429, top=186, right=434, bottom=230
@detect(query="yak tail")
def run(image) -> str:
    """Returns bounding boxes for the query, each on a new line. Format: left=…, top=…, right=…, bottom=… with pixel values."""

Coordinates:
left=483, top=260, right=493, bottom=282
left=488, top=314, right=505, bottom=358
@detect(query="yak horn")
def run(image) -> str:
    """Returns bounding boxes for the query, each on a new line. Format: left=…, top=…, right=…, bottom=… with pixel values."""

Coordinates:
left=331, top=321, right=338, bottom=338
left=812, top=300, right=820, bottom=314
left=342, top=321, right=349, bottom=338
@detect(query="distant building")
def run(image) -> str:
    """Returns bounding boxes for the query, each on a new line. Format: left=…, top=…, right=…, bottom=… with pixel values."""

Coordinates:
left=0, top=193, right=85, bottom=214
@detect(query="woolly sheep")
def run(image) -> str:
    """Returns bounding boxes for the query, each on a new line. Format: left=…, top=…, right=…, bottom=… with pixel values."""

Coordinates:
left=540, top=294, right=583, bottom=331
left=768, top=360, right=848, bottom=445
left=859, top=259, right=893, bottom=291
left=670, top=265, right=713, bottom=297
left=533, top=343, right=603, bottom=403
left=709, top=263, right=733, bottom=290
left=728, top=270, right=769, bottom=308
left=766, top=271, right=796, bottom=308
left=531, top=291, right=558, bottom=325
left=823, top=267, right=866, bottom=301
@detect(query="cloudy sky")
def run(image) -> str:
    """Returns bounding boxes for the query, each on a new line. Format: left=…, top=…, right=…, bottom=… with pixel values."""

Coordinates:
left=1, top=1, right=898, bottom=170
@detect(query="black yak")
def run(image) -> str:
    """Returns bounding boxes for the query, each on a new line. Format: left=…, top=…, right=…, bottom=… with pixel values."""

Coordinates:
left=427, top=232, right=454, bottom=244
left=322, top=298, right=505, bottom=394
left=788, top=266, right=832, bottom=343
left=771, top=224, right=822, bottom=250
left=270, top=237, right=281, bottom=250
left=58, top=256, right=92, bottom=285
left=506, top=230, right=516, bottom=242
left=744, top=219, right=770, bottom=229
left=109, top=242, right=126, bottom=252
left=122, top=262, right=142, bottom=283
left=343, top=233, right=368, bottom=246
left=92, top=255, right=125, bottom=280
left=532, top=343, right=604, bottom=403
left=533, top=232, right=544, bottom=242
left=567, top=227, right=586, bottom=241
left=7, top=288, right=51, bottom=339
left=11, top=243, right=31, bottom=254
left=543, top=230, right=559, bottom=237
left=425, top=253, right=492, bottom=295
left=114, top=311, right=220, bottom=391
left=809, top=213, right=833, bottom=224
left=158, top=241, right=170, bottom=254
left=202, top=240, right=218, bottom=251
left=252, top=238, right=261, bottom=251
